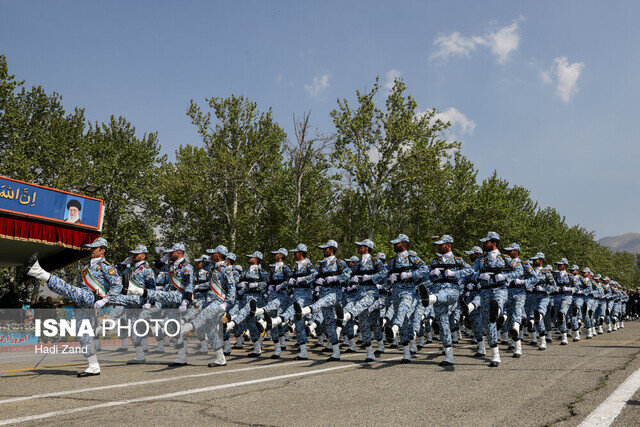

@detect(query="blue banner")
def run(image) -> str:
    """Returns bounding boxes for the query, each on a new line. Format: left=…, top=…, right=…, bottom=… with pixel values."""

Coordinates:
left=0, top=176, right=103, bottom=230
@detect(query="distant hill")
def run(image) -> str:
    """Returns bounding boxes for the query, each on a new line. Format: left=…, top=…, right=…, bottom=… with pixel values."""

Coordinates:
left=598, top=233, right=640, bottom=254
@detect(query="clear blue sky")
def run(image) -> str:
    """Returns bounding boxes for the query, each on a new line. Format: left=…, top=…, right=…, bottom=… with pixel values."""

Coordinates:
left=2, top=1, right=638, bottom=239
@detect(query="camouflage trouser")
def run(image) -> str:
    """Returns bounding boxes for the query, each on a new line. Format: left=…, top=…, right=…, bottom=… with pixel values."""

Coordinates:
left=431, top=284, right=460, bottom=348
left=262, top=290, right=290, bottom=342
left=465, top=290, right=484, bottom=341
left=584, top=296, right=597, bottom=328
left=571, top=295, right=585, bottom=331
left=534, top=294, right=551, bottom=334
left=290, top=288, right=313, bottom=344
left=480, top=286, right=508, bottom=347
left=341, top=290, right=358, bottom=338
left=46, top=275, right=97, bottom=358
left=413, top=303, right=425, bottom=338
left=595, top=299, right=607, bottom=324
left=506, top=288, right=526, bottom=338
left=390, top=284, right=418, bottom=346
left=606, top=299, right=615, bottom=323
left=189, top=299, right=226, bottom=351
left=344, top=286, right=378, bottom=346
left=310, top=287, right=342, bottom=345
left=234, top=293, right=265, bottom=343
left=553, top=293, right=573, bottom=333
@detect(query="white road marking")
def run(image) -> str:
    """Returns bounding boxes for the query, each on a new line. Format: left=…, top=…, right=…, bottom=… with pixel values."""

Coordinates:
left=0, top=352, right=364, bottom=405
left=579, top=364, right=640, bottom=426
left=0, top=357, right=400, bottom=425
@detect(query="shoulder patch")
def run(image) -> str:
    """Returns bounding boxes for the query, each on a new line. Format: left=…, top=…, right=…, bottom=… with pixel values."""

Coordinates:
left=107, top=268, right=116, bottom=275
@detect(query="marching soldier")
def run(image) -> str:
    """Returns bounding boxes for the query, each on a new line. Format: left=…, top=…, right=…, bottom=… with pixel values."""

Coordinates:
left=25, top=237, right=122, bottom=377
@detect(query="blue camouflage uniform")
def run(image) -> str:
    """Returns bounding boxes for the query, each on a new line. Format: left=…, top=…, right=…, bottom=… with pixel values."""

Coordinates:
left=287, top=246, right=318, bottom=345
left=386, top=235, right=428, bottom=346
left=342, top=243, right=387, bottom=348
left=502, top=246, right=537, bottom=340
left=551, top=259, right=575, bottom=334
left=307, top=248, right=351, bottom=346
left=531, top=264, right=557, bottom=334
left=472, top=246, right=523, bottom=348
left=45, top=238, right=122, bottom=358
left=232, top=256, right=269, bottom=344
left=262, top=252, right=293, bottom=343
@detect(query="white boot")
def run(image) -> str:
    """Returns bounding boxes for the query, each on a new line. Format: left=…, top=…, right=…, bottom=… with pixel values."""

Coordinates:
left=402, top=345, right=411, bottom=362
left=272, top=342, right=282, bottom=358
left=251, top=337, right=262, bottom=356
left=440, top=346, right=454, bottom=366
left=226, top=321, right=236, bottom=332
left=78, top=355, right=101, bottom=377
left=574, top=330, right=581, bottom=341
left=547, top=331, right=553, bottom=341
left=300, top=306, right=312, bottom=317
left=377, top=340, right=385, bottom=354
left=208, top=348, right=226, bottom=367
left=348, top=338, right=357, bottom=352
left=410, top=339, right=417, bottom=353
left=223, top=339, right=231, bottom=353
left=467, top=302, right=476, bottom=314
left=127, top=346, right=146, bottom=364
left=512, top=340, right=522, bottom=358
left=329, top=343, right=340, bottom=360
left=296, top=343, right=308, bottom=360
left=490, top=346, right=501, bottom=367
left=365, top=345, right=375, bottom=362
left=561, top=333, right=568, bottom=345
left=171, top=345, right=187, bottom=365
left=531, top=331, right=538, bottom=345
left=234, top=335, right=244, bottom=348
left=607, top=323, right=612, bottom=332
left=418, top=335, right=425, bottom=347
left=598, top=325, right=604, bottom=334
left=621, top=321, right=625, bottom=328
left=475, top=339, right=486, bottom=356
left=272, top=316, right=283, bottom=328
left=539, top=335, right=547, bottom=350
left=26, top=259, right=51, bottom=282
left=587, top=327, right=593, bottom=339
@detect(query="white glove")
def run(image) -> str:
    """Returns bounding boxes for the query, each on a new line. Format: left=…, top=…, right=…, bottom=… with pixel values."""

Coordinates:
left=376, top=284, right=384, bottom=290
left=238, top=281, right=247, bottom=289
left=430, top=268, right=442, bottom=278
left=514, top=279, right=525, bottom=285
left=288, top=278, right=296, bottom=286
left=351, top=276, right=359, bottom=283
left=444, top=269, right=456, bottom=278
left=93, top=298, right=108, bottom=309
left=248, top=282, right=259, bottom=289
left=362, top=274, right=373, bottom=282
left=275, top=283, right=285, bottom=292
left=325, top=276, right=337, bottom=283
left=179, top=300, right=188, bottom=313
left=389, top=274, right=398, bottom=283
left=316, top=278, right=326, bottom=286
left=268, top=285, right=275, bottom=293
left=142, top=302, right=152, bottom=309
left=400, top=272, right=412, bottom=281
left=466, top=283, right=475, bottom=291
left=314, top=286, right=321, bottom=293
left=478, top=273, right=492, bottom=281
left=296, top=276, right=306, bottom=284
left=495, top=273, right=506, bottom=283
left=219, top=302, right=228, bottom=311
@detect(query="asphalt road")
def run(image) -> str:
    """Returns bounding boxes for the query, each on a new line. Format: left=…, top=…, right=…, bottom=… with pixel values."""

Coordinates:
left=0, top=322, right=639, bottom=426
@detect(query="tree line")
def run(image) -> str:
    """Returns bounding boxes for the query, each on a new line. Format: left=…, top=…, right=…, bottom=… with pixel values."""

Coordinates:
left=1, top=54, right=638, bottom=301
